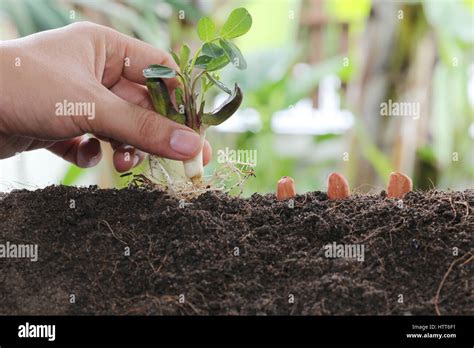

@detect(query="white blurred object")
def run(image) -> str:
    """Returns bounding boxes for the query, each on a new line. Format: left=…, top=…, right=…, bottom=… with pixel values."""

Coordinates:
left=465, top=64, right=474, bottom=139
left=212, top=93, right=262, bottom=133
left=469, top=123, right=474, bottom=139
left=215, top=107, right=262, bottom=133
left=468, top=64, right=474, bottom=107
left=0, top=149, right=97, bottom=192
left=271, top=75, right=354, bottom=135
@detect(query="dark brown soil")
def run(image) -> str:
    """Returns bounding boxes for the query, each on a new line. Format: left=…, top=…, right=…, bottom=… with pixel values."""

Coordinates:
left=0, top=186, right=472, bottom=315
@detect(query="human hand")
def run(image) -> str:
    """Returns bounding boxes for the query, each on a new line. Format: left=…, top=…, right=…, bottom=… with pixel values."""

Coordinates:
left=0, top=21, right=212, bottom=172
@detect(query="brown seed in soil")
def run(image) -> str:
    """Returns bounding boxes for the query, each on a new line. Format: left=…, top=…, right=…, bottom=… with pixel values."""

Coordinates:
left=387, top=172, right=413, bottom=199
left=276, top=176, right=296, bottom=200
left=327, top=172, right=350, bottom=200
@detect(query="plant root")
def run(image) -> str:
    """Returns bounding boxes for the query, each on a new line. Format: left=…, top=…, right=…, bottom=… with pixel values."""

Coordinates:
left=129, top=155, right=255, bottom=200
left=434, top=252, right=472, bottom=316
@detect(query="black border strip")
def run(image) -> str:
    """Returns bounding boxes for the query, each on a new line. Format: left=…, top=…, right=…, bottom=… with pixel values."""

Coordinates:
left=0, top=315, right=472, bottom=345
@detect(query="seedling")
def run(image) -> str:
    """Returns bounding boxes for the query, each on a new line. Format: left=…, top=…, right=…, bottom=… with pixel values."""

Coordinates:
left=143, top=8, right=252, bottom=185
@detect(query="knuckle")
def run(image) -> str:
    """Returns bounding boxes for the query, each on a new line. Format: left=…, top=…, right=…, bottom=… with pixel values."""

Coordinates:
left=68, top=21, right=98, bottom=33
left=67, top=22, right=111, bottom=43
left=132, top=89, right=153, bottom=110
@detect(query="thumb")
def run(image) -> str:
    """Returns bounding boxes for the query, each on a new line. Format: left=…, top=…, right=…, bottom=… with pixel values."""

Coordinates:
left=91, top=89, right=202, bottom=161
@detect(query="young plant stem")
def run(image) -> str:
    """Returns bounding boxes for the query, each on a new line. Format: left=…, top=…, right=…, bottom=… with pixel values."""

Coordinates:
left=189, top=46, right=203, bottom=72
left=183, top=126, right=207, bottom=185
left=191, top=70, right=205, bottom=96
left=188, top=36, right=221, bottom=72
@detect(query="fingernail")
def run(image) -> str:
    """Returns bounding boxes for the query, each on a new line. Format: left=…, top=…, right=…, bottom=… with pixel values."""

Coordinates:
left=170, top=129, right=200, bottom=156
left=132, top=154, right=140, bottom=167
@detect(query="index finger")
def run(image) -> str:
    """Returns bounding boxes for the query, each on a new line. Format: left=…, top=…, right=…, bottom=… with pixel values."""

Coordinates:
left=102, top=26, right=180, bottom=91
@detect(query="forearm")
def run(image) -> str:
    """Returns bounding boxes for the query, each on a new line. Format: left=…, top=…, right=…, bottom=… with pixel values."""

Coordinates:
left=0, top=41, right=14, bottom=133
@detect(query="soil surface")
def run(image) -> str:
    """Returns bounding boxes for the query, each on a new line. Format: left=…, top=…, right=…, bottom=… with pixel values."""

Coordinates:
left=0, top=186, right=472, bottom=315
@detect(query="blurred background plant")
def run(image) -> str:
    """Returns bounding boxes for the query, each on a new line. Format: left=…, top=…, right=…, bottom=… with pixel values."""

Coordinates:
left=0, top=0, right=472, bottom=195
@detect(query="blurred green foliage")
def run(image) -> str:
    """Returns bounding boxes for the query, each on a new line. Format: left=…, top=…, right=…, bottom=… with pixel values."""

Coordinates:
left=423, top=0, right=474, bottom=188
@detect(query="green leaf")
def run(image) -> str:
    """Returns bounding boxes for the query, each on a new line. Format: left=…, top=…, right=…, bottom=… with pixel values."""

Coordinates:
left=202, top=83, right=243, bottom=125
left=170, top=51, right=180, bottom=67
left=179, top=44, right=190, bottom=73
left=220, top=38, right=247, bottom=70
left=199, top=100, right=205, bottom=115
left=194, top=55, right=213, bottom=69
left=202, top=42, right=224, bottom=58
left=221, top=8, right=252, bottom=39
left=175, top=87, right=184, bottom=108
left=206, top=54, right=231, bottom=72
left=206, top=72, right=232, bottom=94
left=143, top=64, right=177, bottom=79
left=195, top=54, right=230, bottom=71
left=146, top=78, right=185, bottom=124
left=197, top=16, right=216, bottom=41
